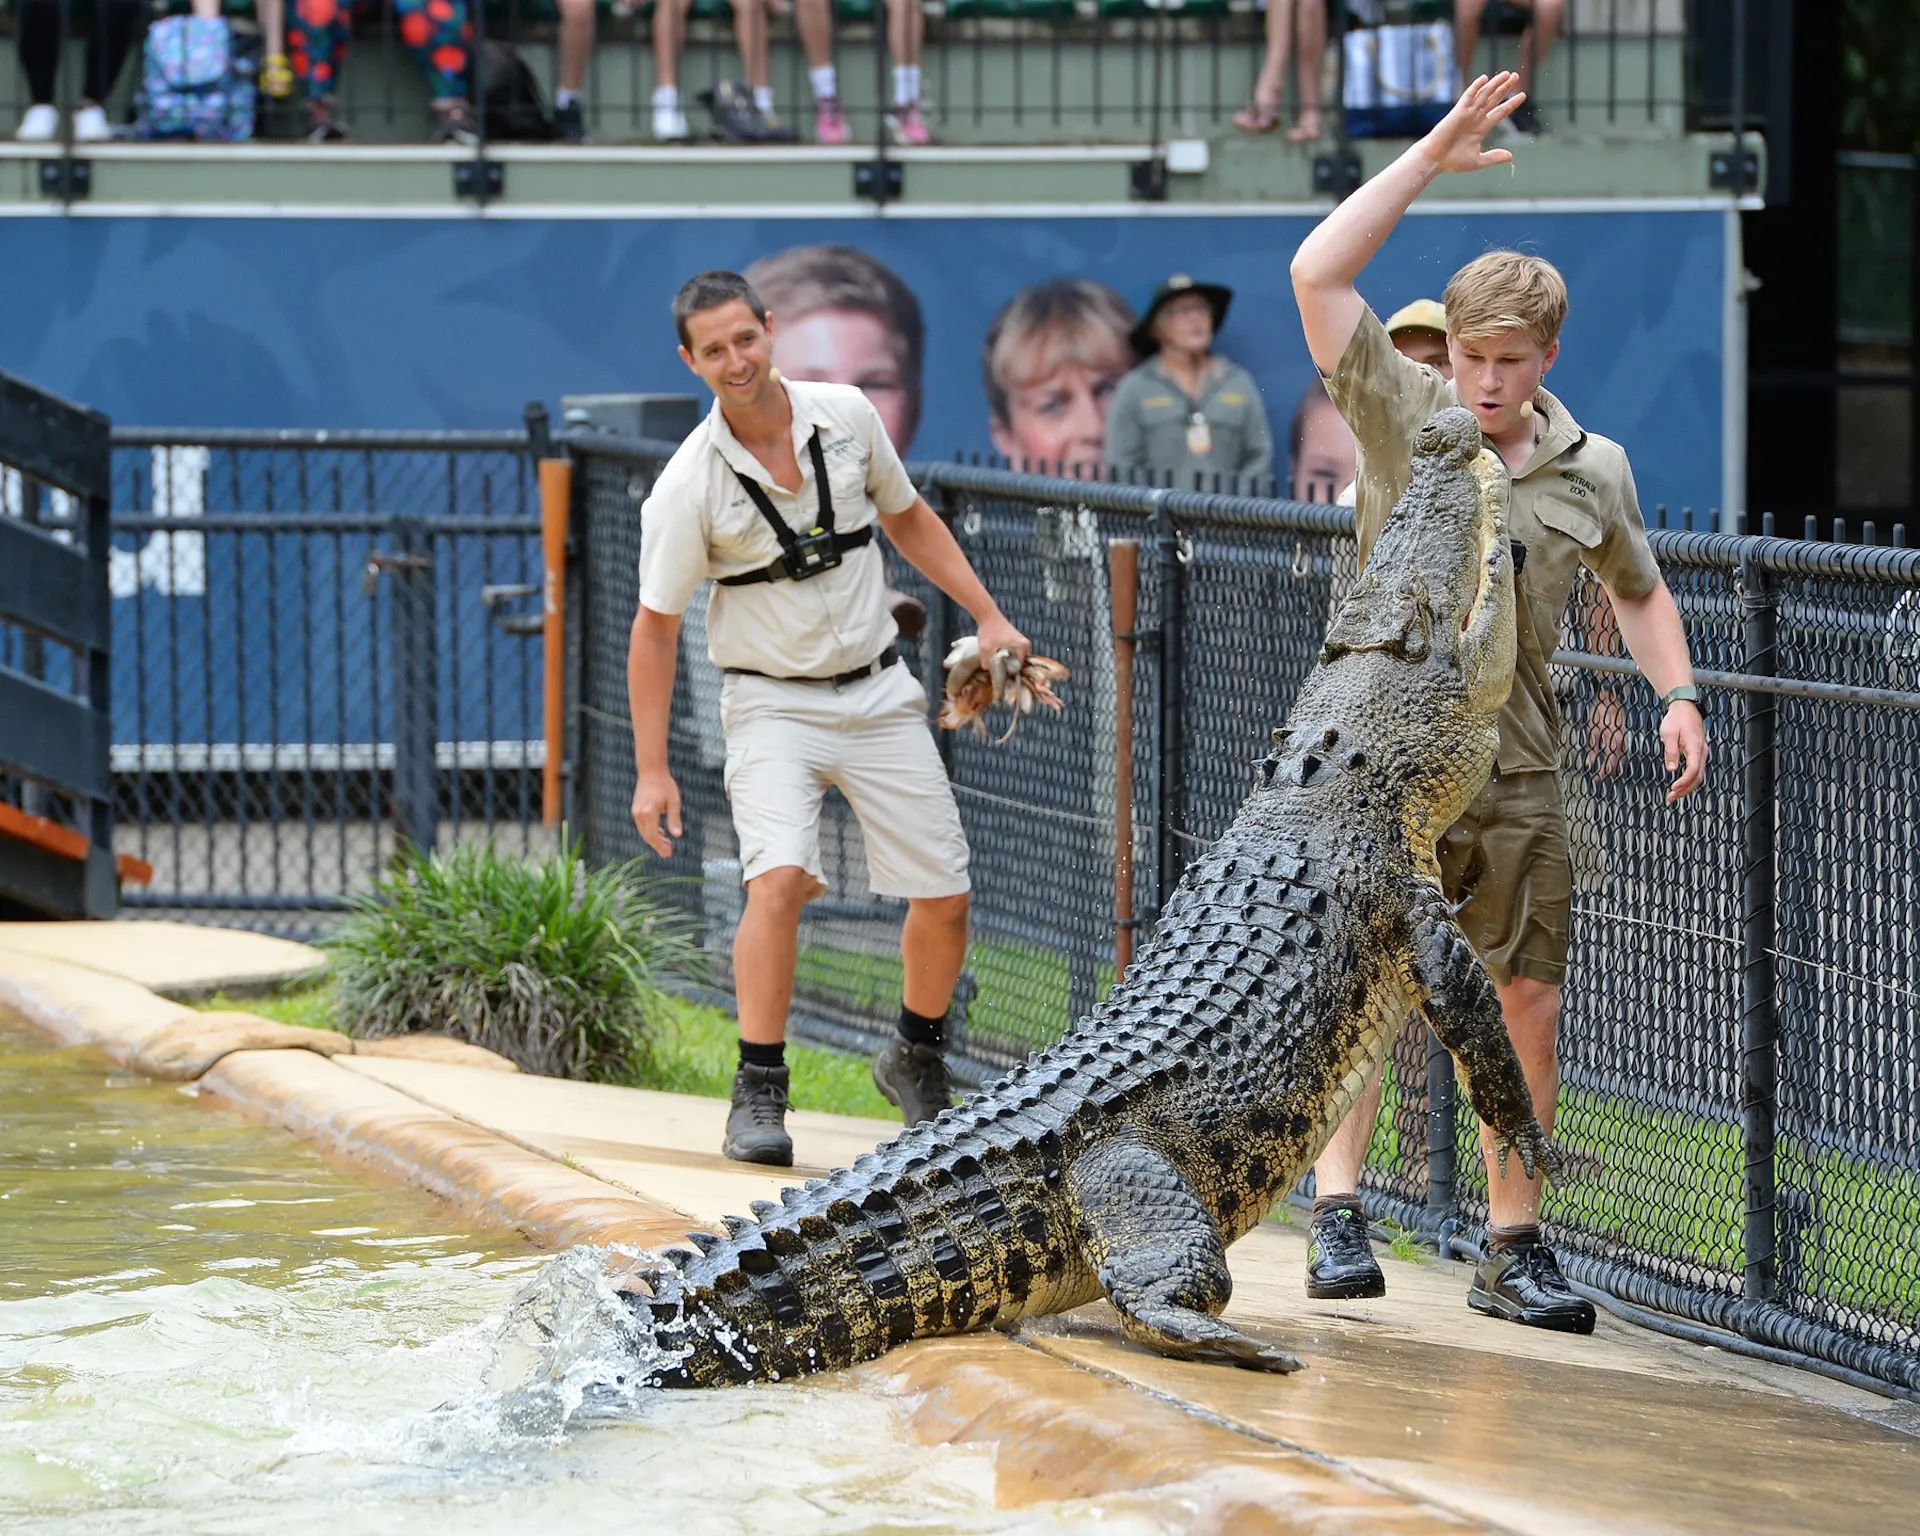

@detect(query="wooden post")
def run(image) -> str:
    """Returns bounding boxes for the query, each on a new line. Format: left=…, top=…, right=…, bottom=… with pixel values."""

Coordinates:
left=1109, top=538, right=1140, bottom=977
left=539, top=457, right=572, bottom=828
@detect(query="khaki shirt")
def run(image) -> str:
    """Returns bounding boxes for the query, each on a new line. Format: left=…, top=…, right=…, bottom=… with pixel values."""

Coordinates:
left=1105, top=356, right=1275, bottom=485
left=1327, top=308, right=1663, bottom=773
left=638, top=378, right=919, bottom=678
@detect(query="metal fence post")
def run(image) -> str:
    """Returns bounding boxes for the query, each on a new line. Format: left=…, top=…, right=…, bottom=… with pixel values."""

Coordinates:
left=1426, top=1030, right=1458, bottom=1236
left=1739, top=556, right=1778, bottom=1302
left=1153, top=494, right=1187, bottom=913
left=391, top=516, right=439, bottom=857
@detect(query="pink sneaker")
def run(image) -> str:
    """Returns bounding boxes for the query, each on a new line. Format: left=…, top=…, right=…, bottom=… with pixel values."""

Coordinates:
left=887, top=104, right=932, bottom=146
left=814, top=97, right=850, bottom=146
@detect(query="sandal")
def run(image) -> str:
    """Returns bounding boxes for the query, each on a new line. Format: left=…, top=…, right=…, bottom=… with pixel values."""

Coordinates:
left=260, top=51, right=293, bottom=100
left=1233, top=102, right=1279, bottom=134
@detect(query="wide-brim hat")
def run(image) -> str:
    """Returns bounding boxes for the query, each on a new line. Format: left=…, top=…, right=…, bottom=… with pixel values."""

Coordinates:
left=1131, top=273, right=1233, bottom=356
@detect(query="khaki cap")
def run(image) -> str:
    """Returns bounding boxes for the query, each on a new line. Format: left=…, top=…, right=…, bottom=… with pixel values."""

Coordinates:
left=1384, top=298, right=1448, bottom=337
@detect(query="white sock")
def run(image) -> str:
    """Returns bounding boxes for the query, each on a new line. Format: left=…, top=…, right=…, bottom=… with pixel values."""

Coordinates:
left=809, top=65, right=837, bottom=102
left=653, top=85, right=678, bottom=109
left=754, top=85, right=775, bottom=114
left=555, top=89, right=578, bottom=109
left=892, top=65, right=919, bottom=107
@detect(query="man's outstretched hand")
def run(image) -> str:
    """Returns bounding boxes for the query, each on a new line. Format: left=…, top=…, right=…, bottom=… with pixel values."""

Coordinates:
left=1419, top=72, right=1527, bottom=176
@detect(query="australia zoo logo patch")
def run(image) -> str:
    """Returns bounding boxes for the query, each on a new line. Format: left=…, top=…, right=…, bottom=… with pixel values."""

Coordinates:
left=1558, top=469, right=1600, bottom=501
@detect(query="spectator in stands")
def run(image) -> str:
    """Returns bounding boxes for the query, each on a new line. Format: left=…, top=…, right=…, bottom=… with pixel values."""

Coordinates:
left=744, top=243, right=925, bottom=452
left=1105, top=273, right=1274, bottom=488
left=256, top=0, right=293, bottom=101
left=1234, top=0, right=1327, bottom=141
left=12, top=0, right=139, bottom=142
left=651, top=0, right=774, bottom=141
left=1456, top=0, right=1559, bottom=134
left=983, top=277, right=1136, bottom=475
left=289, top=0, right=477, bottom=143
left=550, top=0, right=596, bottom=141
left=1287, top=380, right=1355, bottom=504
left=793, top=0, right=929, bottom=145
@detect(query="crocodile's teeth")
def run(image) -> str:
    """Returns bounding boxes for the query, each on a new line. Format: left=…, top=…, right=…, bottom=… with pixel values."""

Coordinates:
left=721, top=1214, right=755, bottom=1236
left=686, top=1231, right=722, bottom=1254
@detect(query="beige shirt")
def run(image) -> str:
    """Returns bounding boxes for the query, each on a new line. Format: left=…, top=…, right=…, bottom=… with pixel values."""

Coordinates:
left=1327, top=308, right=1664, bottom=774
left=638, top=377, right=919, bottom=678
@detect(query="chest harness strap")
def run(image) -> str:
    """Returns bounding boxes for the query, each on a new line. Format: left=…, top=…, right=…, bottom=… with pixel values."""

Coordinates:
left=715, top=429, right=872, bottom=587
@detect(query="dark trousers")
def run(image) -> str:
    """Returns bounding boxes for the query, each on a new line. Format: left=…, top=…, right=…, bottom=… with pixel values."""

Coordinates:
left=17, top=0, right=142, bottom=107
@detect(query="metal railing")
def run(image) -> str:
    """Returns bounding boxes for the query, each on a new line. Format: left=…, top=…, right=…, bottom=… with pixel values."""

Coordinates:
left=101, top=427, right=550, bottom=932
left=0, top=0, right=1704, bottom=152
left=569, top=433, right=1920, bottom=1398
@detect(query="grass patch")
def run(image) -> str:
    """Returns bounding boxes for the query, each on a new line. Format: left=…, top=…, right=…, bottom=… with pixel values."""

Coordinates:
left=326, top=841, right=699, bottom=1081
left=197, top=982, right=339, bottom=1033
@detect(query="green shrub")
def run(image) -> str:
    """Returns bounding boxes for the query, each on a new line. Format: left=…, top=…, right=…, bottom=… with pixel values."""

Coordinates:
left=326, top=840, right=700, bottom=1081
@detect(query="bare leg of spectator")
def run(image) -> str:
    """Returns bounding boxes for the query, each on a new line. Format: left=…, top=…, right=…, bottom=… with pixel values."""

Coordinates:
left=729, top=0, right=770, bottom=99
left=651, top=0, right=690, bottom=139
left=1455, top=0, right=1488, bottom=88
left=1514, top=0, right=1561, bottom=108
left=794, top=0, right=849, bottom=143
left=554, top=0, right=594, bottom=139
left=257, top=0, right=292, bottom=99
left=1235, top=0, right=1321, bottom=141
left=885, top=0, right=927, bottom=142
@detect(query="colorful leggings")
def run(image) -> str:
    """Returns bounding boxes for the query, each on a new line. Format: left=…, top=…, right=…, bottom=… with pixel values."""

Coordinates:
left=290, top=0, right=473, bottom=101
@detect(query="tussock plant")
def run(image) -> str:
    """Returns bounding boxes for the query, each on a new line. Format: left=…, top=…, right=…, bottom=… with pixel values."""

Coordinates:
left=328, top=840, right=699, bottom=1081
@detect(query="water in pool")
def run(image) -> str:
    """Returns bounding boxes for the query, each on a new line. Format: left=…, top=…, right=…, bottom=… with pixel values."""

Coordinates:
left=0, top=1016, right=1175, bottom=1534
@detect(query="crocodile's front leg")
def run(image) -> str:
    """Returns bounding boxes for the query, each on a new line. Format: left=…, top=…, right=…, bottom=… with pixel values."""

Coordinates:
left=1068, top=1138, right=1303, bottom=1374
left=1402, top=886, right=1567, bottom=1183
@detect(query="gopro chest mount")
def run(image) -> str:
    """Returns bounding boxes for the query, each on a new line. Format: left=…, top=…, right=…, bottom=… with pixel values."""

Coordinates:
left=716, top=429, right=874, bottom=587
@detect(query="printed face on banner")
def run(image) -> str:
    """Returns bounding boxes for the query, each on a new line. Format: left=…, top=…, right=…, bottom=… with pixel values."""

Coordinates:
left=982, top=277, right=1138, bottom=474
left=1288, top=383, right=1358, bottom=504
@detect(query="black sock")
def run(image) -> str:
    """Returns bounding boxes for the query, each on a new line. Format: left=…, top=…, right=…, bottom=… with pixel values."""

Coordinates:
left=1487, top=1222, right=1541, bottom=1254
left=739, top=1039, right=786, bottom=1070
left=1312, top=1195, right=1365, bottom=1221
left=897, top=1005, right=946, bottom=1048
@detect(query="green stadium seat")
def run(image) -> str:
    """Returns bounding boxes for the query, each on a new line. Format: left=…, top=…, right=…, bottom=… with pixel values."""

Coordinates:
left=1096, top=0, right=1230, bottom=16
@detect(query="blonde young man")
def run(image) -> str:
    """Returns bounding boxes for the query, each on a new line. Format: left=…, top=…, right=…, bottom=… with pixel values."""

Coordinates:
left=1290, top=74, right=1708, bottom=1332
left=630, top=271, right=1030, bottom=1165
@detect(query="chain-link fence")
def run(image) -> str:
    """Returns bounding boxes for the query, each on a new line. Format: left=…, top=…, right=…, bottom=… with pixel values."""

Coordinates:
left=105, top=429, right=552, bottom=934
left=570, top=431, right=1920, bottom=1397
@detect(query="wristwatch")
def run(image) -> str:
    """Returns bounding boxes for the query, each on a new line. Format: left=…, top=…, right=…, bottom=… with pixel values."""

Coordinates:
left=1661, top=684, right=1701, bottom=710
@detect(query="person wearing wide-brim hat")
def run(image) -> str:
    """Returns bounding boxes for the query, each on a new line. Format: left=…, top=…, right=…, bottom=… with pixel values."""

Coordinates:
left=1105, top=274, right=1274, bottom=488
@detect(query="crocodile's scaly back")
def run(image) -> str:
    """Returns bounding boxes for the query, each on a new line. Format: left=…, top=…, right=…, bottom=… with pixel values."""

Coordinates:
left=622, top=407, right=1562, bottom=1386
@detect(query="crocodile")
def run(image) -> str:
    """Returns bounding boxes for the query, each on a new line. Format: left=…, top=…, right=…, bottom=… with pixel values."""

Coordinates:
left=619, top=405, right=1561, bottom=1386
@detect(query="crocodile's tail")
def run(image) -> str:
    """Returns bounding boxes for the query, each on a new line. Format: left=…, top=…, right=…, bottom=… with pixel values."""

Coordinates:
left=619, top=1129, right=1084, bottom=1388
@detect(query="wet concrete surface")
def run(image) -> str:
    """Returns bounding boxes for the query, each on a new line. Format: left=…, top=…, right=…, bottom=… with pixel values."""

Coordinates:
left=337, top=1055, right=1920, bottom=1536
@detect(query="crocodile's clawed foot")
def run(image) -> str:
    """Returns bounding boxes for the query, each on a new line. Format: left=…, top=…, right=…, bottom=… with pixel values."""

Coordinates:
left=1495, top=1124, right=1575, bottom=1184
left=1124, top=1305, right=1305, bottom=1375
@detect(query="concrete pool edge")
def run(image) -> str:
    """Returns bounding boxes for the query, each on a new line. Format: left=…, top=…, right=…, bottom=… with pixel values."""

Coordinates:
left=2, top=944, right=1479, bottom=1529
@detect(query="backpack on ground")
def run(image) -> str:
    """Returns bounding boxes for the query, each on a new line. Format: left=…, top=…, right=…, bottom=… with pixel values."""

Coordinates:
left=475, top=41, right=557, bottom=142
left=137, top=17, right=257, bottom=143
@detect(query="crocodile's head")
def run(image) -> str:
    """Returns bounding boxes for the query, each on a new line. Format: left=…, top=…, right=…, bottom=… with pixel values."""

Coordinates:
left=1299, top=406, right=1516, bottom=845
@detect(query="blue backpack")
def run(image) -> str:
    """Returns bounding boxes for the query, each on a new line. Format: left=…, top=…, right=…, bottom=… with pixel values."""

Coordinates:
left=138, top=18, right=257, bottom=143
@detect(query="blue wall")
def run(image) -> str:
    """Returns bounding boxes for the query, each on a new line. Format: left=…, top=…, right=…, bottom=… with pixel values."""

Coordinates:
left=0, top=209, right=1726, bottom=515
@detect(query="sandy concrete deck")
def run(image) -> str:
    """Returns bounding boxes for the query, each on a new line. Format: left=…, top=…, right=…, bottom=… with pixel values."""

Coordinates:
left=0, top=919, right=326, bottom=998
left=4, top=920, right=1917, bottom=1533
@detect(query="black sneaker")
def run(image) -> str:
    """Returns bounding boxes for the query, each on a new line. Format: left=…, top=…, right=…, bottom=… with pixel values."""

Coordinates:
left=1507, top=97, right=1543, bottom=136
left=1468, top=1240, right=1595, bottom=1333
left=554, top=99, right=586, bottom=144
left=1305, top=1205, right=1386, bottom=1300
left=872, top=1038, right=953, bottom=1126
left=722, top=1063, right=793, bottom=1166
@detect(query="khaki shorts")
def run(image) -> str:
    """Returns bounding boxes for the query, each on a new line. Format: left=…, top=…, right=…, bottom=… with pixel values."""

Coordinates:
left=1437, top=769, right=1571, bottom=988
left=719, top=660, right=971, bottom=900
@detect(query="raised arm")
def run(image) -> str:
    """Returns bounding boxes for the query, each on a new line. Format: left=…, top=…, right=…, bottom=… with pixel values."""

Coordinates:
left=1290, top=73, right=1526, bottom=375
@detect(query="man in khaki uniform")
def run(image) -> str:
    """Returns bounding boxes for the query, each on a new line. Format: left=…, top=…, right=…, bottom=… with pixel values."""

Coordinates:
left=1290, top=73, right=1709, bottom=1331
left=630, top=270, right=1030, bottom=1167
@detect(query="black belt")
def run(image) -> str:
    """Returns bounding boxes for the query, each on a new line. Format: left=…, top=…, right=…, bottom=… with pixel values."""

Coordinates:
left=724, top=644, right=900, bottom=688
